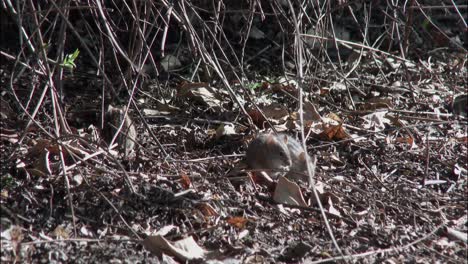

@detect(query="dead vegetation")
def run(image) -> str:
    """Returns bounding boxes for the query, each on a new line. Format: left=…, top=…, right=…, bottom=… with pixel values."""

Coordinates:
left=1, top=0, right=467, bottom=263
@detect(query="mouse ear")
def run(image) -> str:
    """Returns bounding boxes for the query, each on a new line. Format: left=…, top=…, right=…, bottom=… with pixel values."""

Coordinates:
left=280, top=134, right=288, bottom=144
left=107, top=104, right=115, bottom=113
left=298, top=152, right=306, bottom=162
left=266, top=134, right=277, bottom=145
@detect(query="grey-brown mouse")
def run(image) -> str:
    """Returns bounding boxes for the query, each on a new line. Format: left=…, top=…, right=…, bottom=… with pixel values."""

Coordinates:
left=103, top=105, right=136, bottom=156
left=246, top=133, right=311, bottom=182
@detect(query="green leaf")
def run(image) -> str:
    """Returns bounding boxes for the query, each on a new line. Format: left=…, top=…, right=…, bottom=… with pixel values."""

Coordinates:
left=60, top=49, right=80, bottom=69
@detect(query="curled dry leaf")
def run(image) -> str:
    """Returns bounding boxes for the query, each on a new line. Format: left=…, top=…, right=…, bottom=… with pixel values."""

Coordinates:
left=142, top=235, right=206, bottom=261
left=248, top=171, right=276, bottom=190
left=273, top=176, right=307, bottom=207
left=326, top=197, right=341, bottom=217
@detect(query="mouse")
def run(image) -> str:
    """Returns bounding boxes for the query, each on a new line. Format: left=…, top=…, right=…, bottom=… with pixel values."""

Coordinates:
left=245, top=133, right=311, bottom=182
left=103, top=105, right=136, bottom=156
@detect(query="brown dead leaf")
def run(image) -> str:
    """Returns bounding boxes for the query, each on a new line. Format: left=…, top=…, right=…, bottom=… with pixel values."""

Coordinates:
left=260, top=81, right=270, bottom=91
left=195, top=202, right=218, bottom=217
left=321, top=123, right=349, bottom=141
left=179, top=171, right=191, bottom=189
left=455, top=136, right=467, bottom=143
left=226, top=216, right=249, bottom=229
left=247, top=108, right=267, bottom=128
left=268, top=78, right=299, bottom=95
left=395, top=136, right=414, bottom=145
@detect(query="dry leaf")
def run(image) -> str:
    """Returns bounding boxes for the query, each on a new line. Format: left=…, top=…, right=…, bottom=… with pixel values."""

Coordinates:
left=179, top=171, right=191, bottom=189
left=273, top=176, right=307, bottom=206
left=309, top=181, right=325, bottom=206
left=215, top=123, right=236, bottom=139
left=262, top=103, right=289, bottom=120
left=362, top=111, right=391, bottom=131
left=321, top=122, right=349, bottom=141
left=326, top=112, right=342, bottom=123
left=178, top=82, right=222, bottom=108
left=196, top=202, right=218, bottom=217
left=52, top=225, right=70, bottom=239
left=226, top=217, right=249, bottom=229
left=247, top=108, right=267, bottom=128
left=190, top=87, right=222, bottom=108
left=395, top=136, right=414, bottom=145
left=249, top=171, right=275, bottom=189
left=143, top=235, right=206, bottom=261
left=247, top=103, right=289, bottom=129
left=326, top=197, right=341, bottom=217
left=303, top=101, right=322, bottom=122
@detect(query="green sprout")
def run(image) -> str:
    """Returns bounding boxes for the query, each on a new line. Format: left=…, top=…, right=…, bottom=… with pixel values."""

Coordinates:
left=247, top=82, right=263, bottom=91
left=60, top=49, right=80, bottom=69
